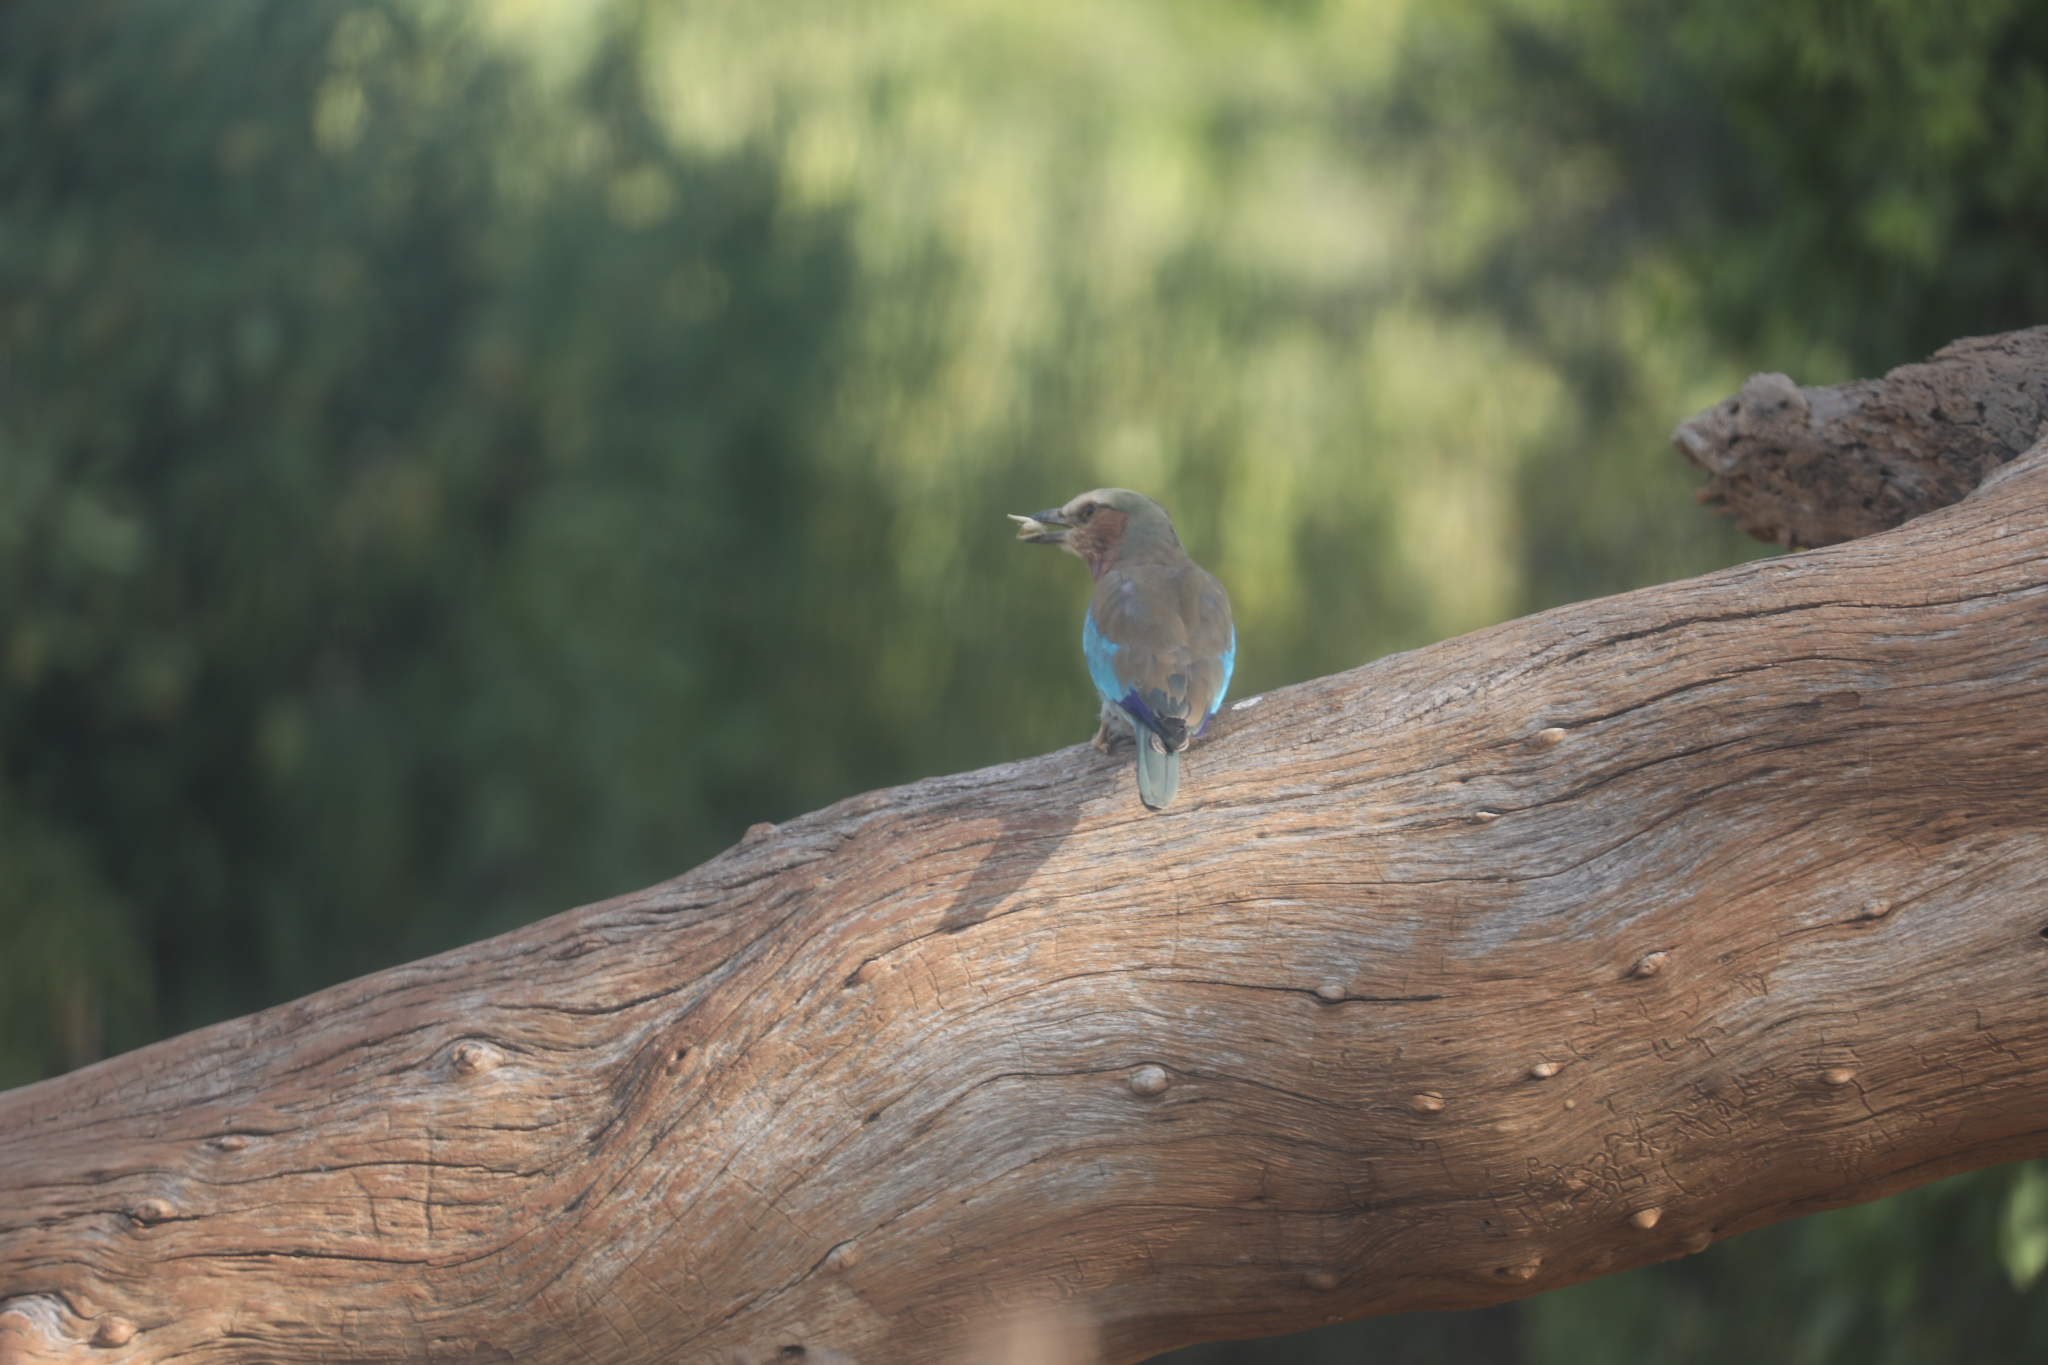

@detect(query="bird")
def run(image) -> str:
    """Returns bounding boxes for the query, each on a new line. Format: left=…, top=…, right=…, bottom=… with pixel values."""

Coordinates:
left=1010, top=488, right=1235, bottom=810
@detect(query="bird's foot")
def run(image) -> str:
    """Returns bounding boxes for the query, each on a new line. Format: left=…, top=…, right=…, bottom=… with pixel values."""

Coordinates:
left=1091, top=720, right=1113, bottom=753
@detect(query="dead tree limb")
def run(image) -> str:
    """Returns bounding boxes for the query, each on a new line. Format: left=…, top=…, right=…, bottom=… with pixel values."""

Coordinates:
left=1674, top=326, right=2048, bottom=548
left=5, top=331, right=2048, bottom=1365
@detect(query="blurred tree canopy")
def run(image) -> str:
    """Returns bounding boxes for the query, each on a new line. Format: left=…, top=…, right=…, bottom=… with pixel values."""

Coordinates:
left=1, top=0, right=2044, bottom=1359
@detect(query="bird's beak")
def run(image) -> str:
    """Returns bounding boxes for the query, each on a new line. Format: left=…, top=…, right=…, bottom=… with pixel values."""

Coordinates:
left=1009, top=509, right=1070, bottom=544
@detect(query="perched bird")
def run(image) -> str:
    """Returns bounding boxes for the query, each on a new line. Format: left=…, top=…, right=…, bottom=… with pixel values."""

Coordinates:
left=1011, top=489, right=1235, bottom=810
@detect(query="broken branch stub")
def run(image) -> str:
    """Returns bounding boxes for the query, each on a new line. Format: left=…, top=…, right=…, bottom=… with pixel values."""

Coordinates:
left=1674, top=325, right=2048, bottom=548
left=5, top=335, right=2048, bottom=1364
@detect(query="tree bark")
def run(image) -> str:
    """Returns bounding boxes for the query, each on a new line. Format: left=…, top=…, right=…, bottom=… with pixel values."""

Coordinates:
left=5, top=331, right=2048, bottom=1365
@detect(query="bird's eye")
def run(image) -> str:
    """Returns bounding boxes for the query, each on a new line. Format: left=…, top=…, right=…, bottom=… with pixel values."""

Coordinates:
left=1077, top=502, right=1097, bottom=521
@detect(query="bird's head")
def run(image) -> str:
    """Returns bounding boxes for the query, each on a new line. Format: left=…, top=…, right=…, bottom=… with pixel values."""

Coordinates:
left=1009, top=488, right=1180, bottom=579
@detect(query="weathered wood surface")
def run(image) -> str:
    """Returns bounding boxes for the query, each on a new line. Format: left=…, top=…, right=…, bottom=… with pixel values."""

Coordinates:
left=5, top=335, right=2048, bottom=1365
left=1674, top=325, right=2048, bottom=549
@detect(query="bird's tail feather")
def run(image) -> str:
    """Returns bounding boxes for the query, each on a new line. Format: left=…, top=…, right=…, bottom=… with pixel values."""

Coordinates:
left=1135, top=731, right=1181, bottom=811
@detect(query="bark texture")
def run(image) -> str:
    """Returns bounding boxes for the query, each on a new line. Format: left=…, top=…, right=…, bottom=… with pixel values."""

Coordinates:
left=1675, top=325, right=2048, bottom=548
left=6, top=335, right=2048, bottom=1365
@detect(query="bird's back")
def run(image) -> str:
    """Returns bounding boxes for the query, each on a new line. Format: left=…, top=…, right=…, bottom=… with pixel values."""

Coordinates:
left=1086, top=557, right=1235, bottom=746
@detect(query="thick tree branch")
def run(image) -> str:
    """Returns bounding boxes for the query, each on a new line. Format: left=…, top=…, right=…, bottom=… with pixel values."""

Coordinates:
left=1674, top=325, right=2048, bottom=548
left=6, top=333, right=2048, bottom=1365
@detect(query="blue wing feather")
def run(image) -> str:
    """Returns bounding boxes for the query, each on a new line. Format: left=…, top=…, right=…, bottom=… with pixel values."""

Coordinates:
left=1198, top=625, right=1236, bottom=736
left=1081, top=610, right=1125, bottom=705
left=1084, top=609, right=1167, bottom=733
left=1215, top=625, right=1235, bottom=711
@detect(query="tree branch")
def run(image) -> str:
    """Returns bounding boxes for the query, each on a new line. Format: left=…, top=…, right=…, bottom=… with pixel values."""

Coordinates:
left=6, top=333, right=2048, bottom=1365
left=1673, top=326, right=2048, bottom=548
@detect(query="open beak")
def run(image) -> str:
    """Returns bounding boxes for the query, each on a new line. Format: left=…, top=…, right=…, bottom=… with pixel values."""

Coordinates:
left=1008, top=508, right=1070, bottom=544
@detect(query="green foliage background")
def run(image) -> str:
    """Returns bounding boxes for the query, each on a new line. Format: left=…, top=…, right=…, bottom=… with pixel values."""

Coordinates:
left=1, top=0, right=2043, bottom=1358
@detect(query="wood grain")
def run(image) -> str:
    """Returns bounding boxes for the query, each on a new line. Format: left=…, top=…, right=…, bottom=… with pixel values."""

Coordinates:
left=6, top=338, right=2048, bottom=1365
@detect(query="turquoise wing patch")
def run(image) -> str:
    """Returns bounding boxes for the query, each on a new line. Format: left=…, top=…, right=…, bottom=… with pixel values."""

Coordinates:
left=1213, top=624, right=1236, bottom=715
left=1081, top=611, right=1126, bottom=705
